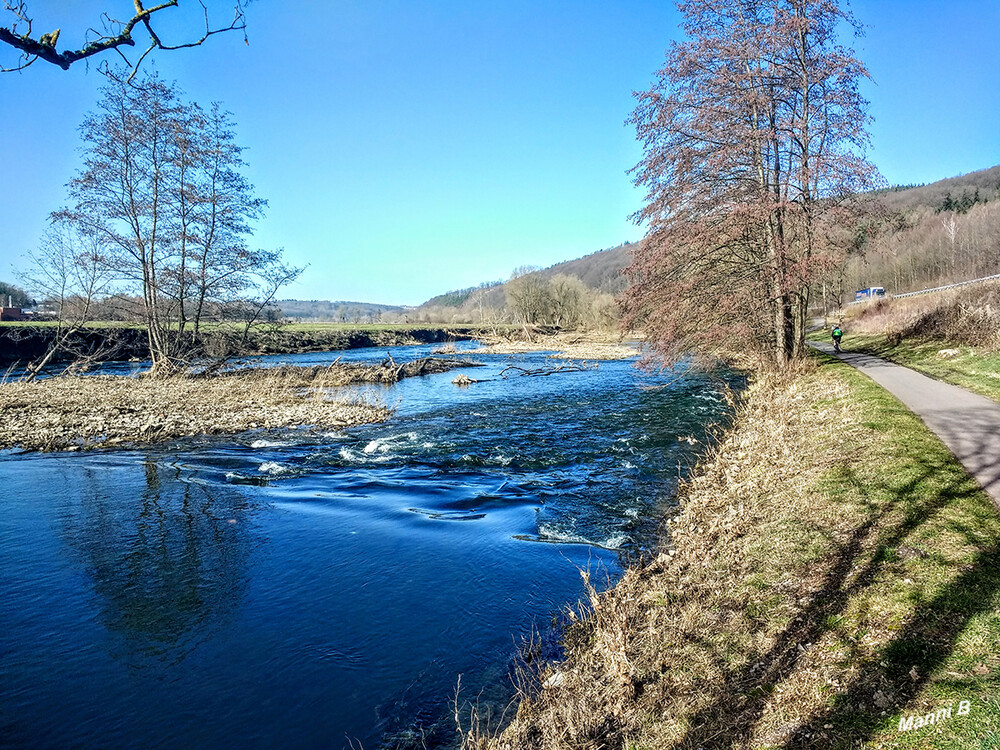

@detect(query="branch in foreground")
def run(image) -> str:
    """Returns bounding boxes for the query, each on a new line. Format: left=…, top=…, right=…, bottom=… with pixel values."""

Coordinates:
left=0, top=0, right=247, bottom=75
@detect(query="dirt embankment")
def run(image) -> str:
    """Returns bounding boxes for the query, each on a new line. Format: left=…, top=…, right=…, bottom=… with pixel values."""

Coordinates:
left=0, top=357, right=478, bottom=452
left=252, top=326, right=487, bottom=355
left=0, top=325, right=488, bottom=365
left=845, top=280, right=1000, bottom=349
left=0, top=326, right=149, bottom=364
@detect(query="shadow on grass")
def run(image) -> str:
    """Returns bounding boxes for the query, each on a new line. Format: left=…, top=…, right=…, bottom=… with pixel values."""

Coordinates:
left=670, top=365, right=999, bottom=748
left=783, top=540, right=1000, bottom=747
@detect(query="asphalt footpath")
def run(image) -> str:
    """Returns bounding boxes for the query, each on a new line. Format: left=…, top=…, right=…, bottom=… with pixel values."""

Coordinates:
left=810, top=341, right=1000, bottom=510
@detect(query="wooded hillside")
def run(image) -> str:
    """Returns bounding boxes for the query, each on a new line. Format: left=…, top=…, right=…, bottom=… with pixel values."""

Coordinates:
left=847, top=165, right=1000, bottom=298
left=400, top=242, right=634, bottom=327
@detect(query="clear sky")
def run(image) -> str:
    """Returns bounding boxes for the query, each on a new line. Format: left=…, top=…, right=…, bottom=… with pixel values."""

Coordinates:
left=1, top=0, right=998, bottom=305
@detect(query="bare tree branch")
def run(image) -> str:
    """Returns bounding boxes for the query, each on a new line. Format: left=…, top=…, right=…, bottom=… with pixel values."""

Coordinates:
left=0, top=0, right=247, bottom=75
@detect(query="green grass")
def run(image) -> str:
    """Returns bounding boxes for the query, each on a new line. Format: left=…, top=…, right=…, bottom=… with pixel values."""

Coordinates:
left=807, top=352, right=1000, bottom=749
left=842, top=333, right=1000, bottom=404
left=0, top=320, right=140, bottom=329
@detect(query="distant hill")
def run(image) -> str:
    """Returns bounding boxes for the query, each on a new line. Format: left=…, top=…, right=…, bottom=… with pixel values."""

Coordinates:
left=845, top=164, right=1000, bottom=299
left=275, top=299, right=408, bottom=323
left=420, top=281, right=504, bottom=309
left=875, top=165, right=1000, bottom=213
left=409, top=241, right=636, bottom=327
left=416, top=242, right=635, bottom=310
left=526, top=243, right=634, bottom=294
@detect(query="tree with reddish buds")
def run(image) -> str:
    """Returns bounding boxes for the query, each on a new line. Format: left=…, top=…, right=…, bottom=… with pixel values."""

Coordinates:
left=625, top=0, right=882, bottom=367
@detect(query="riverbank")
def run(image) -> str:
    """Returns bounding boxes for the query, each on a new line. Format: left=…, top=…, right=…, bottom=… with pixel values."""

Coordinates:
left=0, top=358, right=476, bottom=452
left=476, top=355, right=1000, bottom=748
left=0, top=323, right=494, bottom=366
left=472, top=330, right=639, bottom=360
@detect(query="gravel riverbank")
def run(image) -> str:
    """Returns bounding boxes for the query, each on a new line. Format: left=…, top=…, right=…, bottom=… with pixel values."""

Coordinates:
left=0, top=358, right=476, bottom=452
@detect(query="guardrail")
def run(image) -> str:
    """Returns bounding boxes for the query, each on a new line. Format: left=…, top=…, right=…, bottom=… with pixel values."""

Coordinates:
left=849, top=272, right=1000, bottom=304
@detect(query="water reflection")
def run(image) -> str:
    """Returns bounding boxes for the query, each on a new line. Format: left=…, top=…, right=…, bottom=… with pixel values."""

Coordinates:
left=64, top=459, right=254, bottom=665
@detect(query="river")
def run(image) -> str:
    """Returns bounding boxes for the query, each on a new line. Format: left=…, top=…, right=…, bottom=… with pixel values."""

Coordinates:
left=0, top=343, right=741, bottom=748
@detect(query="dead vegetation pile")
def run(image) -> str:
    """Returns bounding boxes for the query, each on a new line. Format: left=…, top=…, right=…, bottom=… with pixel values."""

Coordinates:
left=0, top=358, right=476, bottom=451
left=476, top=359, right=1000, bottom=748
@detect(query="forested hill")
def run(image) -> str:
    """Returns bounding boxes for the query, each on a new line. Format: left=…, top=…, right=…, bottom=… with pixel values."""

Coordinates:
left=416, top=242, right=635, bottom=309
left=402, top=242, right=635, bottom=326
left=846, top=164, right=1000, bottom=296
left=527, top=242, right=634, bottom=294
left=875, top=164, right=1000, bottom=213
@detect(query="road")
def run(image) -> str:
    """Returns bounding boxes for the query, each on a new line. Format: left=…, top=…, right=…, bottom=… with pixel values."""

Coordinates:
left=811, top=341, right=1000, bottom=509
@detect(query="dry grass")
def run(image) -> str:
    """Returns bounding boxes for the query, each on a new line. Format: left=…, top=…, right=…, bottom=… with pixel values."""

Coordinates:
left=474, top=331, right=639, bottom=361
left=0, top=364, right=394, bottom=451
left=846, top=282, right=1000, bottom=350
left=478, top=356, right=1000, bottom=748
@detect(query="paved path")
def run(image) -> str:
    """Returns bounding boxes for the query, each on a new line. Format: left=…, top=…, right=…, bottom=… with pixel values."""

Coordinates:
left=810, top=341, right=1000, bottom=509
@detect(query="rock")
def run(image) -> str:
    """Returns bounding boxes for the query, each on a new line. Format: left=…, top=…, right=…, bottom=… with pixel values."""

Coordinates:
left=543, top=671, right=567, bottom=689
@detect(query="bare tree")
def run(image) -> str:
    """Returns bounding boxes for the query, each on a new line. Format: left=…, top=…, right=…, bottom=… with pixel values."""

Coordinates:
left=184, top=102, right=268, bottom=340
left=625, top=0, right=881, bottom=367
left=18, top=223, right=118, bottom=379
left=52, top=72, right=299, bottom=375
left=505, top=266, right=551, bottom=325
left=548, top=273, right=587, bottom=329
left=1, top=0, right=247, bottom=77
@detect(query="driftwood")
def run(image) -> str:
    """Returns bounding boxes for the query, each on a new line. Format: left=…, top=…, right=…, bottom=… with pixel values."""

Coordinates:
left=498, top=362, right=597, bottom=379
left=379, top=355, right=483, bottom=381
left=452, top=359, right=595, bottom=386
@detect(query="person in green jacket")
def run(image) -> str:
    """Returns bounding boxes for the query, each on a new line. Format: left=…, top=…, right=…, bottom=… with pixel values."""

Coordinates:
left=832, top=324, right=843, bottom=352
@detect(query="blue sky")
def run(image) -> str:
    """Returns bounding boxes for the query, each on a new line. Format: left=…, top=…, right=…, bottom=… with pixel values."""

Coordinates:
left=1, top=0, right=998, bottom=305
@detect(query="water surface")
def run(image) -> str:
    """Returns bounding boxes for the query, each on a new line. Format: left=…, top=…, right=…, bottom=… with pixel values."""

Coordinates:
left=0, top=346, right=740, bottom=748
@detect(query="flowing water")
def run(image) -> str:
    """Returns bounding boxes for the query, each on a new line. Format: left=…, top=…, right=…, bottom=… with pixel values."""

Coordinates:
left=0, top=344, right=742, bottom=748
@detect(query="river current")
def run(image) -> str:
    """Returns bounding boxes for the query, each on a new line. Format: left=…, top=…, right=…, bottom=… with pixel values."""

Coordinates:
left=0, top=343, right=741, bottom=748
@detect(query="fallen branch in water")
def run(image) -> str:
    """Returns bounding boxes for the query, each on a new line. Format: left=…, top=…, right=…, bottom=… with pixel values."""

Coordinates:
left=499, top=362, right=598, bottom=378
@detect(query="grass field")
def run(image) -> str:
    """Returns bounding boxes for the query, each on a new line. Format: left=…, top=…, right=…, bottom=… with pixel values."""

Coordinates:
left=0, top=320, right=140, bottom=328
